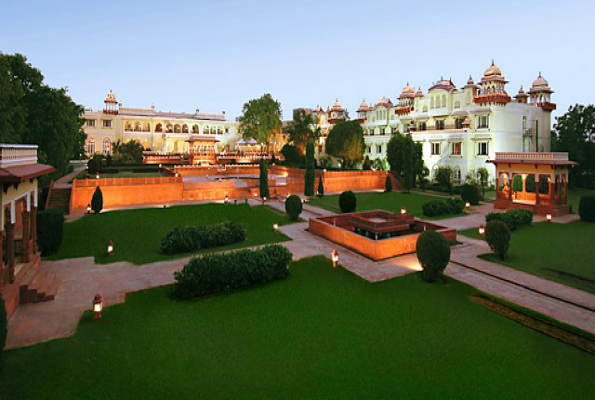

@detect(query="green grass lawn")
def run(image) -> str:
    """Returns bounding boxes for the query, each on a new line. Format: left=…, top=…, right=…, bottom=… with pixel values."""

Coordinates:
left=49, top=204, right=292, bottom=265
left=459, top=221, right=595, bottom=294
left=1, top=256, right=594, bottom=399
left=309, top=191, right=467, bottom=220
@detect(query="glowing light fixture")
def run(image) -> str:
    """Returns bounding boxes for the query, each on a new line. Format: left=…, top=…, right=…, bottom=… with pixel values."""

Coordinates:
left=546, top=213, right=552, bottom=222
left=401, top=207, right=407, bottom=214
left=331, top=249, right=339, bottom=268
left=107, top=240, right=114, bottom=256
left=93, top=294, right=103, bottom=320
left=479, top=225, right=485, bottom=236
left=273, top=222, right=278, bottom=233
left=224, top=195, right=229, bottom=204
left=465, top=201, right=470, bottom=208
left=87, top=204, right=91, bottom=214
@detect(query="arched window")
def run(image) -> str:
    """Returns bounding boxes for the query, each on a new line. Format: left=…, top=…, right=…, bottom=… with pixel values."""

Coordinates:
left=102, top=138, right=111, bottom=155
left=210, top=127, right=216, bottom=134
left=430, top=98, right=435, bottom=109
left=217, top=126, right=223, bottom=135
left=192, top=124, right=199, bottom=134
left=453, top=167, right=462, bottom=185
left=182, top=124, right=189, bottom=133
left=134, top=121, right=142, bottom=132
left=125, top=121, right=133, bottom=131
left=166, top=124, right=173, bottom=133
left=174, top=124, right=181, bottom=133
left=155, top=123, right=163, bottom=133
left=85, top=138, right=95, bottom=155
left=143, top=122, right=150, bottom=132
left=442, top=95, right=447, bottom=108
left=203, top=125, right=209, bottom=134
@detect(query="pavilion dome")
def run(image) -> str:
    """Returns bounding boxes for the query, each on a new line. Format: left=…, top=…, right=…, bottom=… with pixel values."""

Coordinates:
left=357, top=99, right=369, bottom=112
left=331, top=99, right=343, bottom=111
left=484, top=60, right=502, bottom=77
left=532, top=72, right=549, bottom=89
left=415, top=87, right=424, bottom=97
left=105, top=90, right=117, bottom=102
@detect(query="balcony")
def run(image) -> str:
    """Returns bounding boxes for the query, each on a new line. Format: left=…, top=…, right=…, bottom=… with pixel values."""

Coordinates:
left=0, top=144, right=38, bottom=167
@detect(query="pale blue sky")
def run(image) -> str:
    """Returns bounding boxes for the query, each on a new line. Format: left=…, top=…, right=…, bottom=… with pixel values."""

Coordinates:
left=1, top=0, right=593, bottom=122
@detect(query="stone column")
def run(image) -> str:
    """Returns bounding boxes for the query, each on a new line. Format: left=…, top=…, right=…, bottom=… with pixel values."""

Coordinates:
left=22, top=210, right=30, bottom=263
left=5, top=209, right=15, bottom=284
left=31, top=206, right=37, bottom=254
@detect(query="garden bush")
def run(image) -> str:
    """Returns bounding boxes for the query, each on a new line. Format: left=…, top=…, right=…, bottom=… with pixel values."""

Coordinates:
left=422, top=199, right=463, bottom=217
left=460, top=184, right=481, bottom=205
left=87, top=158, right=100, bottom=175
left=446, top=198, right=465, bottom=214
left=285, top=195, right=303, bottom=221
left=91, top=186, right=103, bottom=214
left=362, top=155, right=372, bottom=170
left=579, top=196, right=595, bottom=222
left=525, top=175, right=536, bottom=193
left=317, top=176, right=324, bottom=196
left=385, top=175, right=392, bottom=192
left=416, top=230, right=451, bottom=282
left=36, top=209, right=65, bottom=255
left=339, top=191, right=356, bottom=213
left=485, top=220, right=511, bottom=260
left=161, top=221, right=246, bottom=255
left=173, top=244, right=292, bottom=299
left=486, top=209, right=533, bottom=231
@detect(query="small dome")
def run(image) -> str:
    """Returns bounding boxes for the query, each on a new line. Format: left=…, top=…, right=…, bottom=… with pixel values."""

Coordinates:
left=484, top=60, right=502, bottom=77
left=415, top=87, right=423, bottom=97
left=518, top=85, right=526, bottom=94
left=105, top=90, right=117, bottom=102
left=376, top=97, right=393, bottom=107
left=532, top=72, right=549, bottom=88
left=467, top=75, right=475, bottom=85
left=402, top=82, right=415, bottom=94
left=357, top=99, right=369, bottom=112
left=331, top=99, right=343, bottom=111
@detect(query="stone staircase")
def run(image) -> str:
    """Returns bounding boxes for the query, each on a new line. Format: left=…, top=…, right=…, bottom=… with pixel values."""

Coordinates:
left=47, top=187, right=71, bottom=214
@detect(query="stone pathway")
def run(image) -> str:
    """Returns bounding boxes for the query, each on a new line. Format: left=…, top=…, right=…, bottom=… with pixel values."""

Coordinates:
left=6, top=195, right=593, bottom=350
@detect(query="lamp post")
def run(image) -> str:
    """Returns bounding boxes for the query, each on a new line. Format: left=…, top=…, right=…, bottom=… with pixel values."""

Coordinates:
left=331, top=249, right=339, bottom=268
left=87, top=204, right=91, bottom=214
left=546, top=213, right=552, bottom=222
left=224, top=195, right=229, bottom=204
left=93, top=294, right=103, bottom=320
left=465, top=201, right=470, bottom=209
left=273, top=222, right=278, bottom=233
left=107, top=240, right=114, bottom=256
left=96, top=173, right=100, bottom=179
left=479, top=225, right=485, bottom=236
left=262, top=196, right=266, bottom=205
left=400, top=207, right=407, bottom=215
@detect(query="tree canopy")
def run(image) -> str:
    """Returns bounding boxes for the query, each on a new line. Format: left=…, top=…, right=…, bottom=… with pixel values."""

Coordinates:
left=238, top=93, right=282, bottom=154
left=286, top=109, right=320, bottom=155
left=551, top=104, right=595, bottom=188
left=386, top=133, right=424, bottom=190
left=325, top=120, right=365, bottom=169
left=0, top=53, right=86, bottom=175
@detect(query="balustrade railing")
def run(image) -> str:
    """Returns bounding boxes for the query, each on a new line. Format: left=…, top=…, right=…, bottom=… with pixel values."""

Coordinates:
left=0, top=144, right=38, bottom=167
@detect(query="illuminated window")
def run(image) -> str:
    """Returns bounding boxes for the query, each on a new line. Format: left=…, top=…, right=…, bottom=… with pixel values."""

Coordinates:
left=451, top=142, right=462, bottom=156
left=103, top=139, right=111, bottom=155
left=85, top=138, right=95, bottom=154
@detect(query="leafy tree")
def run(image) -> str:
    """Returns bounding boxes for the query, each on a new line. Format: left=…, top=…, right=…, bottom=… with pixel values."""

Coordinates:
left=362, top=155, right=372, bottom=170
left=287, top=108, right=320, bottom=156
left=477, top=167, right=489, bottom=199
left=0, top=53, right=86, bottom=176
left=259, top=159, right=269, bottom=199
left=372, top=157, right=388, bottom=171
left=551, top=104, right=595, bottom=188
left=239, top=93, right=282, bottom=154
left=325, top=120, right=365, bottom=169
left=436, top=166, right=453, bottom=196
left=386, top=133, right=424, bottom=191
left=417, top=166, right=430, bottom=190
left=304, top=141, right=315, bottom=197
left=114, top=140, right=144, bottom=163
left=91, top=186, right=103, bottom=214
left=280, top=144, right=303, bottom=166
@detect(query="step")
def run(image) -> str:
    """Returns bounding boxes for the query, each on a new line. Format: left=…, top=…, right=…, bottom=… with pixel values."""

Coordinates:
left=42, top=275, right=62, bottom=301
left=27, top=270, right=48, bottom=303
left=37, top=272, right=55, bottom=302
left=19, top=267, right=41, bottom=304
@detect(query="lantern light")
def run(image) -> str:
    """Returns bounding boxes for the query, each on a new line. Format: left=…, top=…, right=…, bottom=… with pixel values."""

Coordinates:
left=107, top=240, right=114, bottom=256
left=159, top=164, right=162, bottom=168
left=479, top=225, right=485, bottom=236
left=331, top=249, right=339, bottom=268
left=323, top=169, right=327, bottom=173
left=224, top=195, right=229, bottom=204
left=96, top=173, right=100, bottom=179
left=546, top=213, right=552, bottom=222
left=87, top=204, right=91, bottom=214
left=273, top=222, right=278, bottom=233
left=465, top=201, right=470, bottom=208
left=93, top=294, right=103, bottom=320
left=401, top=207, right=407, bottom=214
left=254, top=192, right=258, bottom=197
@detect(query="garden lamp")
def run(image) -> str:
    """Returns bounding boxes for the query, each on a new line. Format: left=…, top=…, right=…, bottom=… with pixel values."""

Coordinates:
left=224, top=195, right=229, bottom=204
left=96, top=173, right=100, bottom=179
left=107, top=240, right=114, bottom=256
left=87, top=204, right=91, bottom=214
left=93, top=294, right=103, bottom=320
left=401, top=207, right=407, bottom=214
left=465, top=201, right=470, bottom=208
left=546, top=213, right=552, bottom=222
left=479, top=225, right=485, bottom=236
left=273, top=222, right=278, bottom=233
left=331, top=249, right=339, bottom=268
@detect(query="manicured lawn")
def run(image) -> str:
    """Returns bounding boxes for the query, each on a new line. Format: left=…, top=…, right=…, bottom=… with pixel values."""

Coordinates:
left=309, top=191, right=467, bottom=220
left=1, top=256, right=594, bottom=398
left=459, top=221, right=595, bottom=294
left=49, top=204, right=292, bottom=265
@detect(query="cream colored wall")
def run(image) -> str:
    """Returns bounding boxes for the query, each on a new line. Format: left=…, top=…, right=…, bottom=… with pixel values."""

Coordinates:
left=0, top=179, right=38, bottom=228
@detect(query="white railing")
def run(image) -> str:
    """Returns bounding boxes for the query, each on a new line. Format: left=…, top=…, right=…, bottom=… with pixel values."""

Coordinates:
left=0, top=144, right=38, bottom=167
left=495, top=152, right=569, bottom=161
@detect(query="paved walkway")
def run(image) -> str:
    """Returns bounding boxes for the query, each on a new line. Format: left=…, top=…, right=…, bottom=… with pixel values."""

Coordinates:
left=6, top=195, right=593, bottom=350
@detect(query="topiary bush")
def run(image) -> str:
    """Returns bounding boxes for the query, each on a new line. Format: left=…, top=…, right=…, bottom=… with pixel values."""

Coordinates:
left=525, top=175, right=536, bottom=193
left=446, top=198, right=465, bottom=214
left=416, top=230, right=451, bottom=282
left=161, top=221, right=246, bottom=255
left=362, top=155, right=372, bottom=170
left=422, top=200, right=449, bottom=217
left=579, top=196, right=595, bottom=222
left=317, top=176, right=324, bottom=196
left=0, top=290, right=6, bottom=359
left=486, top=209, right=533, bottom=231
left=259, top=159, right=269, bottom=199
left=87, top=157, right=100, bottom=175
left=339, top=191, right=356, bottom=213
left=385, top=175, right=392, bottom=192
left=485, top=220, right=511, bottom=260
left=285, top=194, right=303, bottom=221
left=460, top=184, right=481, bottom=205
left=173, top=245, right=293, bottom=299
left=36, top=209, right=65, bottom=255
left=91, top=186, right=103, bottom=214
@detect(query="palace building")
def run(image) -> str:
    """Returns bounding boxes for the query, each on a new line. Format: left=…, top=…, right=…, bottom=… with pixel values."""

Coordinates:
left=82, top=91, right=241, bottom=156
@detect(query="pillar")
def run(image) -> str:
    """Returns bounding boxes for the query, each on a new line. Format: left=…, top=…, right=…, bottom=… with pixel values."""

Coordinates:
left=31, top=206, right=37, bottom=255
left=22, top=210, right=30, bottom=263
left=5, top=209, right=15, bottom=284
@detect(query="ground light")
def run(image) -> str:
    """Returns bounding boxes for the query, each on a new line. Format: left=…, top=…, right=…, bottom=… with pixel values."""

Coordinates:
left=479, top=225, right=485, bottom=236
left=331, top=249, right=339, bottom=268
left=401, top=207, right=407, bottom=214
left=546, top=213, right=552, bottom=222
left=96, top=173, right=99, bottom=179
left=93, top=294, right=103, bottom=320
left=107, top=241, right=114, bottom=256
left=262, top=196, right=266, bottom=205
left=86, top=204, right=91, bottom=214
left=273, top=222, right=278, bottom=233
left=224, top=195, right=229, bottom=204
left=465, top=201, right=471, bottom=208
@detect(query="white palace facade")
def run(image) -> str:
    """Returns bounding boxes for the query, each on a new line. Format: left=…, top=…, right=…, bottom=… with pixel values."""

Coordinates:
left=83, top=91, right=240, bottom=156
left=312, top=61, right=556, bottom=184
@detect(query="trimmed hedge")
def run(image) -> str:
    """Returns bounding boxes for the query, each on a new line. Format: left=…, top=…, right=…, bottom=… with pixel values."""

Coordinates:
left=422, top=198, right=464, bottom=217
left=161, top=221, right=246, bottom=255
left=579, top=196, right=595, bottom=222
left=173, top=244, right=293, bottom=299
left=486, top=220, right=511, bottom=260
left=416, top=230, right=451, bottom=282
left=460, top=184, right=481, bottom=205
left=385, top=175, right=392, bottom=192
left=486, top=209, right=533, bottom=231
left=317, top=176, right=324, bottom=196
left=285, top=195, right=303, bottom=221
left=339, top=191, right=356, bottom=213
left=91, top=186, right=103, bottom=214
left=36, top=209, right=65, bottom=255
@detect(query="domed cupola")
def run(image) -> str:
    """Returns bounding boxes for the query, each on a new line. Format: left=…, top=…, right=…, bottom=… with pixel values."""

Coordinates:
left=399, top=82, right=416, bottom=99
left=328, top=99, right=346, bottom=124
left=103, top=90, right=119, bottom=114
left=415, top=87, right=424, bottom=97
left=475, top=60, right=511, bottom=106
left=514, top=86, right=529, bottom=103
left=528, top=72, right=556, bottom=111
left=356, top=99, right=369, bottom=122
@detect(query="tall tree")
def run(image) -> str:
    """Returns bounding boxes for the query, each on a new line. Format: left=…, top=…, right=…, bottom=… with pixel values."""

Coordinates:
left=386, top=133, right=424, bottom=191
left=304, top=141, right=315, bottom=197
left=0, top=53, right=86, bottom=175
left=325, top=120, right=365, bottom=169
left=551, top=104, right=595, bottom=187
left=238, top=93, right=282, bottom=154
left=286, top=109, right=320, bottom=156
left=259, top=159, right=269, bottom=199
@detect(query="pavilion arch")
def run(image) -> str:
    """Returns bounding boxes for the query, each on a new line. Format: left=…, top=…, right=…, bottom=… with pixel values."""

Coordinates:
left=217, top=126, right=223, bottom=135
left=442, top=95, right=447, bottom=108
left=182, top=124, right=189, bottom=133
left=166, top=124, right=173, bottom=133
left=143, top=122, right=150, bottom=132
left=204, top=125, right=209, bottom=134
left=102, top=138, right=111, bottom=155
left=210, top=126, right=216, bottom=135
left=85, top=138, right=95, bottom=155
left=174, top=124, right=181, bottom=133
left=155, top=123, right=163, bottom=133
left=191, top=124, right=199, bottom=134
left=134, top=121, right=142, bottom=132
left=125, top=121, right=133, bottom=131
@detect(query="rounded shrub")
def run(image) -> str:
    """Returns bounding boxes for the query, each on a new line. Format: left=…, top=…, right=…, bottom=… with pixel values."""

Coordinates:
left=91, top=186, right=103, bottom=214
left=339, top=191, right=356, bottom=213
left=579, top=196, right=595, bottom=222
left=460, top=184, right=481, bottom=205
left=416, top=230, right=451, bottom=282
left=285, top=194, right=303, bottom=221
left=485, top=220, right=511, bottom=260
left=317, top=176, right=324, bottom=196
left=87, top=158, right=100, bottom=174
left=385, top=175, right=392, bottom=192
left=36, top=209, right=65, bottom=255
